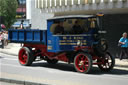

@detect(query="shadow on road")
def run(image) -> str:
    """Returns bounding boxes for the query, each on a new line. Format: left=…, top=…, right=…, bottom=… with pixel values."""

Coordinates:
left=90, top=67, right=128, bottom=75
left=32, top=62, right=76, bottom=72
left=31, top=62, right=128, bottom=75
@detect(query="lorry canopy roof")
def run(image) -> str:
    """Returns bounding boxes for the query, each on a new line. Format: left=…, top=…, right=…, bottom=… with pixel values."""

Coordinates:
left=47, top=15, right=95, bottom=20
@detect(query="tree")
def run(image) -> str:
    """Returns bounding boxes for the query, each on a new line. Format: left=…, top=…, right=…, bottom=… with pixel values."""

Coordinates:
left=0, top=0, right=18, bottom=29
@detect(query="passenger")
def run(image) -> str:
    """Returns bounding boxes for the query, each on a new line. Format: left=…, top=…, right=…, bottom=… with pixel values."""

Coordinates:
left=119, top=32, right=128, bottom=60
left=72, top=21, right=83, bottom=34
left=54, top=21, right=64, bottom=35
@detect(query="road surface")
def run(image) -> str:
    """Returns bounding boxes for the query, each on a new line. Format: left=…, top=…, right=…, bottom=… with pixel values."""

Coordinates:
left=0, top=82, right=21, bottom=85
left=0, top=53, right=128, bottom=85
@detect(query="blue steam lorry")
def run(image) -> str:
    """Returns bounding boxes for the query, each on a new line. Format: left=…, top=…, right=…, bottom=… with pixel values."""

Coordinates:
left=8, top=15, right=115, bottom=73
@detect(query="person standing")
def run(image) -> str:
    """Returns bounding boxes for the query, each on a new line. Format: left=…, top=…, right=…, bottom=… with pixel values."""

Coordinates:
left=119, top=32, right=128, bottom=60
left=3, top=31, right=8, bottom=46
left=0, top=31, right=4, bottom=49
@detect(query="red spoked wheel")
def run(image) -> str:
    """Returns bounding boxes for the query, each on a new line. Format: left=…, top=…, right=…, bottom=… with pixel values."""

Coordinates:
left=74, top=52, right=92, bottom=74
left=18, top=47, right=34, bottom=66
left=98, top=52, right=115, bottom=71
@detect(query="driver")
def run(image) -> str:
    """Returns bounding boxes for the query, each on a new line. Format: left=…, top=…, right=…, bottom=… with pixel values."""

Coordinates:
left=72, top=21, right=83, bottom=34
left=54, top=21, right=64, bottom=35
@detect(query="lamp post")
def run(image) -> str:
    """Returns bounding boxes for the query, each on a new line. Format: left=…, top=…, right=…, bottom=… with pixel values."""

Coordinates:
left=0, top=16, right=2, bottom=31
left=0, top=17, right=1, bottom=31
left=21, top=0, right=24, bottom=29
left=0, top=16, right=4, bottom=31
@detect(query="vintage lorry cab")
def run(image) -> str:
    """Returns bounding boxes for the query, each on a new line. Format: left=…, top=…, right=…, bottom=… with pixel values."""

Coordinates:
left=8, top=15, right=115, bottom=73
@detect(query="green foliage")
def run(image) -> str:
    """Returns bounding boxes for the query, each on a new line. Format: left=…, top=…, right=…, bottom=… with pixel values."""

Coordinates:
left=0, top=0, right=18, bottom=29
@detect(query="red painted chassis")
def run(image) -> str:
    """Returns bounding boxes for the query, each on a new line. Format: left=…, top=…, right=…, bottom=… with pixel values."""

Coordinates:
left=18, top=44, right=115, bottom=73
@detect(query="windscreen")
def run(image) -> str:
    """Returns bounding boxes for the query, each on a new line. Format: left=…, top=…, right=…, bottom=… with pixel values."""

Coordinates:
left=50, top=18, right=99, bottom=35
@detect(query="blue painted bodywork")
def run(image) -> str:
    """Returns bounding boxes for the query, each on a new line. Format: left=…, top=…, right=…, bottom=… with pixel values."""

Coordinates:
left=9, top=16, right=99, bottom=53
left=8, top=29, right=47, bottom=44
left=46, top=20, right=97, bottom=52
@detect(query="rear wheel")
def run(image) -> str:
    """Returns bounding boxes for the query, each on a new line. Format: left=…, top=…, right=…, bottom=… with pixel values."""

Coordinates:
left=98, top=52, right=115, bottom=71
left=74, top=52, right=92, bottom=74
left=18, top=47, right=34, bottom=66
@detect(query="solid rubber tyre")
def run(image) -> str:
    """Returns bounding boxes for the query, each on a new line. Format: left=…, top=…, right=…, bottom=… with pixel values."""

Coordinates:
left=98, top=52, right=115, bottom=71
left=18, top=47, right=34, bottom=66
left=74, top=52, right=92, bottom=74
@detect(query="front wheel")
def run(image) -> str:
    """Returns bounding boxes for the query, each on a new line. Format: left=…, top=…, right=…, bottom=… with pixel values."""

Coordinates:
left=74, top=52, right=92, bottom=74
left=98, top=52, right=115, bottom=71
left=18, top=47, right=34, bottom=66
